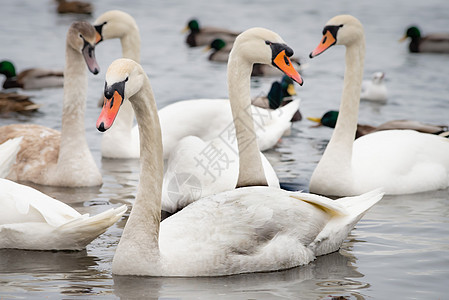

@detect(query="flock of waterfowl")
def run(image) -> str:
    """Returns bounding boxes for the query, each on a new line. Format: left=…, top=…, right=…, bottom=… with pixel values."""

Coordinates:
left=0, top=10, right=448, bottom=277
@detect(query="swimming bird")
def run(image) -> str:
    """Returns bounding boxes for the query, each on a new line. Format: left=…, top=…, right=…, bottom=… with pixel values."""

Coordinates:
left=0, top=92, right=41, bottom=113
left=307, top=110, right=448, bottom=139
left=252, top=75, right=302, bottom=121
left=308, top=15, right=449, bottom=196
left=400, top=26, right=449, bottom=53
left=0, top=21, right=102, bottom=187
left=360, top=71, right=387, bottom=102
left=96, top=55, right=383, bottom=276
left=0, top=60, right=64, bottom=90
left=94, top=11, right=300, bottom=159
left=56, top=0, right=93, bottom=15
left=184, top=18, right=240, bottom=47
left=0, top=178, right=126, bottom=250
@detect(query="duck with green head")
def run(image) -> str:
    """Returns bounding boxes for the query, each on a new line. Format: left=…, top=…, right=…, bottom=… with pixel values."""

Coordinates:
left=400, top=26, right=449, bottom=53
left=184, top=18, right=240, bottom=47
left=0, top=60, right=64, bottom=90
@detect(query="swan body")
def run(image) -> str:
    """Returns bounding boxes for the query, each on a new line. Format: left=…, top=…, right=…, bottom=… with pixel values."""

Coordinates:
left=0, top=21, right=102, bottom=187
left=0, top=92, right=41, bottom=113
left=96, top=28, right=382, bottom=277
left=0, top=178, right=126, bottom=250
left=401, top=26, right=449, bottom=53
left=0, top=137, right=22, bottom=178
left=184, top=19, right=240, bottom=47
left=360, top=71, right=387, bottom=102
left=308, top=110, right=448, bottom=139
left=309, top=15, right=449, bottom=196
left=0, top=60, right=64, bottom=90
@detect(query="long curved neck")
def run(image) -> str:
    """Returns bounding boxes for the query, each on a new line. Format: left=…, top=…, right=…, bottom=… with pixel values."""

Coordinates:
left=227, top=51, right=268, bottom=187
left=115, top=76, right=163, bottom=266
left=121, top=27, right=141, bottom=63
left=320, top=39, right=365, bottom=172
left=57, top=45, right=90, bottom=168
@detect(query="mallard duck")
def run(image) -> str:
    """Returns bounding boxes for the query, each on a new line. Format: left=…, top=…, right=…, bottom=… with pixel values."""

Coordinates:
left=0, top=92, right=41, bottom=113
left=308, top=15, right=449, bottom=196
left=56, top=0, right=92, bottom=15
left=400, top=26, right=449, bottom=53
left=95, top=54, right=382, bottom=277
left=252, top=75, right=302, bottom=121
left=308, top=110, right=448, bottom=139
left=360, top=72, right=387, bottom=102
left=0, top=60, right=64, bottom=90
left=184, top=19, right=240, bottom=47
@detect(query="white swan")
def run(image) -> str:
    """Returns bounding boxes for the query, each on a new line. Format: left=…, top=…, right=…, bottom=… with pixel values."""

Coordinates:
left=96, top=29, right=383, bottom=277
left=360, top=71, right=387, bottom=102
left=94, top=10, right=300, bottom=159
left=309, top=15, right=449, bottom=196
left=0, top=21, right=102, bottom=187
left=0, top=137, right=22, bottom=178
left=0, top=178, right=126, bottom=250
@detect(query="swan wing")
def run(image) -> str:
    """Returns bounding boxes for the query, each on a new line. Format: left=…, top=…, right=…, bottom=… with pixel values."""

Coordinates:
left=0, top=137, right=23, bottom=178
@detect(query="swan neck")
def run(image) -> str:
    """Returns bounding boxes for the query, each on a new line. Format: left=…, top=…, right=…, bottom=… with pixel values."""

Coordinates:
left=58, top=45, right=90, bottom=167
left=324, top=40, right=365, bottom=166
left=227, top=52, right=268, bottom=187
left=121, top=29, right=141, bottom=63
left=115, top=76, right=163, bottom=263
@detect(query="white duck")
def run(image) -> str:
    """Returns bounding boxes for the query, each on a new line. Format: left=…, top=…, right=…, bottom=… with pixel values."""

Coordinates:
left=309, top=15, right=449, bottom=196
left=0, top=21, right=102, bottom=187
left=0, top=137, right=22, bottom=178
left=94, top=10, right=300, bottom=159
left=0, top=178, right=126, bottom=250
left=96, top=30, right=383, bottom=276
left=360, top=71, right=387, bottom=102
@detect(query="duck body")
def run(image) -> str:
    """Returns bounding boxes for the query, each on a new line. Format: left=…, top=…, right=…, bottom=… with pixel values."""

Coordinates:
left=0, top=22, right=102, bottom=187
left=56, top=0, right=93, bottom=15
left=0, top=60, right=64, bottom=90
left=402, top=26, right=449, bottom=53
left=309, top=15, right=449, bottom=196
left=0, top=92, right=41, bottom=113
left=0, top=178, right=126, bottom=250
left=360, top=72, right=387, bottom=102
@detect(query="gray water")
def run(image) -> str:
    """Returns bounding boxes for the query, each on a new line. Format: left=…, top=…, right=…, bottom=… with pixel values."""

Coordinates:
left=1, top=0, right=449, bottom=299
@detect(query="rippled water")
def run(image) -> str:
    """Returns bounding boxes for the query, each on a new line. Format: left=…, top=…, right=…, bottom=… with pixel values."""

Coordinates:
left=1, top=0, right=449, bottom=299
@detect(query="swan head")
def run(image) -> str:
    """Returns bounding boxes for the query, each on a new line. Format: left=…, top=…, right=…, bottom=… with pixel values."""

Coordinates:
left=309, top=15, right=364, bottom=58
left=67, top=21, right=100, bottom=74
left=231, top=27, right=303, bottom=85
left=93, top=10, right=139, bottom=44
left=97, top=58, right=144, bottom=132
left=371, top=72, right=385, bottom=84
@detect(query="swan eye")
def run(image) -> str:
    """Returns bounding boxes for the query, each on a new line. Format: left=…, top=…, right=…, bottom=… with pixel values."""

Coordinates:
left=265, top=41, right=271, bottom=45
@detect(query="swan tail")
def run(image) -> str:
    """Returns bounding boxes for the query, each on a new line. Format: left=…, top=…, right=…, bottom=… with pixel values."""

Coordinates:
left=278, top=98, right=301, bottom=122
left=309, top=189, right=384, bottom=256
left=55, top=204, right=127, bottom=250
left=0, top=137, right=23, bottom=178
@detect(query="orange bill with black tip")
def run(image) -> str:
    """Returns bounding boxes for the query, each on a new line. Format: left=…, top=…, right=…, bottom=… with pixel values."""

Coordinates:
left=95, top=31, right=102, bottom=44
left=273, top=50, right=303, bottom=86
left=96, top=91, right=123, bottom=132
left=310, top=30, right=336, bottom=58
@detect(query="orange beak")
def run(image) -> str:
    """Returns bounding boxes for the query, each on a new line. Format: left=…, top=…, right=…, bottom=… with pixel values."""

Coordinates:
left=273, top=50, right=303, bottom=86
left=310, top=30, right=336, bottom=58
left=97, top=91, right=123, bottom=132
left=95, top=31, right=102, bottom=44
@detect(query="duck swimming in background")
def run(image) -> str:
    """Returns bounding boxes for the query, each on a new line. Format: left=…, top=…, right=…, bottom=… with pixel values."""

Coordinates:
left=0, top=60, right=64, bottom=90
left=308, top=110, right=448, bottom=139
left=55, top=0, right=93, bottom=15
left=184, top=18, right=240, bottom=47
left=252, top=75, right=302, bottom=121
left=400, top=26, right=449, bottom=53
left=360, top=71, right=387, bottom=102
left=0, top=92, right=41, bottom=113
left=308, top=14, right=449, bottom=196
